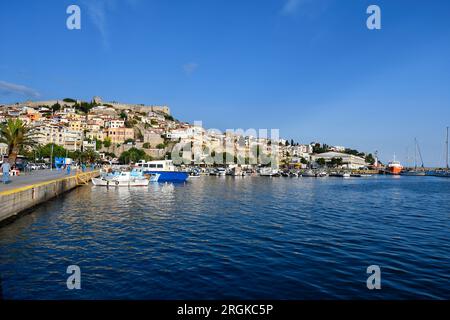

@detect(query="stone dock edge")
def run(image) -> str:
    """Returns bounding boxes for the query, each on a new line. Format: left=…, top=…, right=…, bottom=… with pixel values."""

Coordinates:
left=0, top=170, right=100, bottom=227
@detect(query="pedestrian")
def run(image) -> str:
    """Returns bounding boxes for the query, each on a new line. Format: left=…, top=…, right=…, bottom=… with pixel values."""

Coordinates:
left=66, top=164, right=71, bottom=175
left=82, top=163, right=86, bottom=172
left=1, top=161, right=11, bottom=184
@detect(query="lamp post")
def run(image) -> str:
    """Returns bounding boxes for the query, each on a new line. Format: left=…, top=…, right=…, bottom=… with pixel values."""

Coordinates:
left=50, top=144, right=54, bottom=171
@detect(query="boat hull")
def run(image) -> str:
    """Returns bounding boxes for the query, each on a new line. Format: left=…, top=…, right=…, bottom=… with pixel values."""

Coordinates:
left=92, top=177, right=150, bottom=187
left=143, top=171, right=189, bottom=182
left=401, top=171, right=426, bottom=176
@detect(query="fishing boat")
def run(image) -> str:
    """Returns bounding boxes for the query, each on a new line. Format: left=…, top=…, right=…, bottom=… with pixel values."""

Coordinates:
left=329, top=171, right=351, bottom=178
left=259, top=168, right=280, bottom=177
left=210, top=167, right=226, bottom=176
left=92, top=169, right=157, bottom=187
left=188, top=171, right=201, bottom=178
left=281, top=171, right=290, bottom=177
left=301, top=169, right=316, bottom=177
left=317, top=171, right=328, bottom=177
left=136, top=160, right=189, bottom=182
left=386, top=155, right=403, bottom=175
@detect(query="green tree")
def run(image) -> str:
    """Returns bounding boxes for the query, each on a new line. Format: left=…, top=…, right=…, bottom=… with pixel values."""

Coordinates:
left=119, top=111, right=128, bottom=119
left=0, top=119, right=39, bottom=164
left=119, top=148, right=150, bottom=164
left=143, top=142, right=151, bottom=149
left=365, top=153, right=375, bottom=165
left=51, top=103, right=61, bottom=113
left=37, top=143, right=67, bottom=158
left=103, top=137, right=112, bottom=148
left=156, top=143, right=166, bottom=149
left=69, top=150, right=82, bottom=161
left=82, top=149, right=99, bottom=163
left=313, top=143, right=329, bottom=154
left=330, top=157, right=343, bottom=168
left=316, top=158, right=326, bottom=167
left=95, top=139, right=103, bottom=150
left=73, top=101, right=95, bottom=114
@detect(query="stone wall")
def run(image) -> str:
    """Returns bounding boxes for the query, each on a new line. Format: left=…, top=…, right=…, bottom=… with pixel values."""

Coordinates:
left=0, top=171, right=99, bottom=225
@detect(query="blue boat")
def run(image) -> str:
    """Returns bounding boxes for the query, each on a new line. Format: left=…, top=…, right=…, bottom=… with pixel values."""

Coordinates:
left=136, top=160, right=189, bottom=182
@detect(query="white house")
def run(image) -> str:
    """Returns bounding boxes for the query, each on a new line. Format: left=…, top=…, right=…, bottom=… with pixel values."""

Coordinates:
left=311, top=151, right=367, bottom=169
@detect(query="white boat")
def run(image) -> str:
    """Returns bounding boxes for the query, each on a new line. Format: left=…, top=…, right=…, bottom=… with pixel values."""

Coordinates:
left=317, top=171, right=328, bottom=177
left=343, top=172, right=351, bottom=178
left=216, top=168, right=227, bottom=176
left=259, top=168, right=280, bottom=177
left=136, top=160, right=190, bottom=182
left=301, top=169, right=316, bottom=177
left=92, top=170, right=157, bottom=187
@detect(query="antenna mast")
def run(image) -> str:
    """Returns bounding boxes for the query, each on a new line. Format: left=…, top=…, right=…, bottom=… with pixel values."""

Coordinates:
left=446, top=127, right=449, bottom=169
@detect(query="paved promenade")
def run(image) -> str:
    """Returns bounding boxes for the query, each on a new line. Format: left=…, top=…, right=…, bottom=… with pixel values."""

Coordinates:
left=0, top=169, right=100, bottom=224
left=0, top=169, right=90, bottom=195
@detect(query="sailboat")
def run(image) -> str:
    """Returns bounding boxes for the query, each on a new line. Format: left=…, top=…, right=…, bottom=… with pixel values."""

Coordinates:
left=401, top=138, right=426, bottom=176
left=431, top=127, right=450, bottom=177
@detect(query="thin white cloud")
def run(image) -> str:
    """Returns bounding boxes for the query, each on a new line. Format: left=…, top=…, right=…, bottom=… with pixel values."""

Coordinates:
left=281, top=0, right=304, bottom=15
left=0, top=80, right=40, bottom=98
left=82, top=0, right=111, bottom=48
left=82, top=0, right=141, bottom=48
left=183, top=62, right=199, bottom=75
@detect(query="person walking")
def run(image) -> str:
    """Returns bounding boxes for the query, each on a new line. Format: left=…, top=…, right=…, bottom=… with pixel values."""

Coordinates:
left=1, top=161, right=11, bottom=184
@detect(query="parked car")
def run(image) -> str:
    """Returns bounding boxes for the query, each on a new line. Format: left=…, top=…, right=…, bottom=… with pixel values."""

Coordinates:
left=27, top=163, right=39, bottom=170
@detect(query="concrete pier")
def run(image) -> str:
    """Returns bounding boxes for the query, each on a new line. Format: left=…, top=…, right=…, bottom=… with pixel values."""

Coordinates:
left=0, top=170, right=99, bottom=226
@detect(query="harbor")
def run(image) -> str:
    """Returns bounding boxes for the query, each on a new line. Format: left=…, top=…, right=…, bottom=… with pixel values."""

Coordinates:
left=0, top=174, right=449, bottom=299
left=1, top=0, right=450, bottom=305
left=0, top=169, right=99, bottom=225
left=1, top=159, right=449, bottom=227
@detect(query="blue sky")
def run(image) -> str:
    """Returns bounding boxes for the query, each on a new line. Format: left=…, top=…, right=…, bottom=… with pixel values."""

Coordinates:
left=1, top=0, right=450, bottom=166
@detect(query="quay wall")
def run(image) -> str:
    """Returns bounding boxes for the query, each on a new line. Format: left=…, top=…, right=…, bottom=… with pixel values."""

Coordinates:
left=0, top=171, right=99, bottom=225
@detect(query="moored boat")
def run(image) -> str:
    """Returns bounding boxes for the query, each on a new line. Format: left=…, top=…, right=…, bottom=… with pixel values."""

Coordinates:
left=92, top=169, right=156, bottom=187
left=401, top=170, right=426, bottom=176
left=259, top=168, right=280, bottom=177
left=386, top=155, right=403, bottom=175
left=317, top=171, right=328, bottom=177
left=301, top=169, right=316, bottom=177
left=136, top=160, right=189, bottom=182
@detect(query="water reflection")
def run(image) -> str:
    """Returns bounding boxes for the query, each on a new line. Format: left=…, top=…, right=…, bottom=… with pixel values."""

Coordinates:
left=0, top=176, right=449, bottom=299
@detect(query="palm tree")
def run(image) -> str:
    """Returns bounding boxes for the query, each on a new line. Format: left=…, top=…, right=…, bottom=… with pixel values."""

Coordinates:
left=82, top=149, right=99, bottom=164
left=0, top=119, right=39, bottom=165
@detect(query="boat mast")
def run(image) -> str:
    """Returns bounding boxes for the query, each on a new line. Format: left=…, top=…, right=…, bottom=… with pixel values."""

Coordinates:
left=416, top=138, right=424, bottom=168
left=446, top=127, right=449, bottom=169
left=414, top=138, right=417, bottom=169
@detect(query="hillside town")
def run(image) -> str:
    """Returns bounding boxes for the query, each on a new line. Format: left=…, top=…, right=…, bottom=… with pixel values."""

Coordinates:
left=0, top=96, right=377, bottom=171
